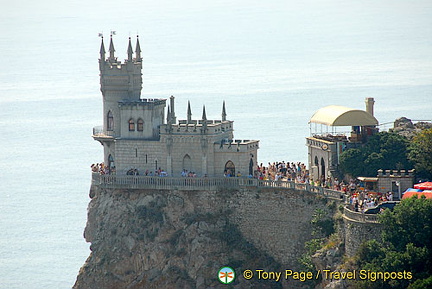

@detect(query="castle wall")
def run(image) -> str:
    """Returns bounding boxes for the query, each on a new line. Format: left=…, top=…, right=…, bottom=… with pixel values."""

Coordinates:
left=377, top=169, right=414, bottom=198
left=342, top=215, right=382, bottom=257
left=114, top=140, right=165, bottom=174
left=119, top=102, right=165, bottom=140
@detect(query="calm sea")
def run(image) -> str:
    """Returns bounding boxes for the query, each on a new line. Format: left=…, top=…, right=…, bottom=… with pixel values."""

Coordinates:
left=1, top=0, right=431, bottom=288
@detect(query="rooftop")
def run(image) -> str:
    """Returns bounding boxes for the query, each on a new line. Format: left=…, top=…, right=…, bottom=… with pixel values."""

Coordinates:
left=310, top=105, right=378, bottom=126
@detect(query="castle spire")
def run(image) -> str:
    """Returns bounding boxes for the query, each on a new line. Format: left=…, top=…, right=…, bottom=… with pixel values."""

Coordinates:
left=127, top=37, right=133, bottom=61
left=222, top=100, right=227, bottom=121
left=135, top=35, right=142, bottom=62
left=170, top=96, right=176, bottom=124
left=99, top=37, right=106, bottom=60
left=187, top=101, right=192, bottom=123
left=108, top=35, right=115, bottom=62
left=202, top=105, right=208, bottom=133
left=167, top=105, right=171, bottom=123
left=202, top=105, right=207, bottom=121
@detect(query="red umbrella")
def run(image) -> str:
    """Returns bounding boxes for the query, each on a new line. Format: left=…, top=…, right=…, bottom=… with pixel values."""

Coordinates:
left=413, top=182, right=432, bottom=190
left=402, top=191, right=432, bottom=199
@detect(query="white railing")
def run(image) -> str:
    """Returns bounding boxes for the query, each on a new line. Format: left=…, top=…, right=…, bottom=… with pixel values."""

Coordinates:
left=92, top=126, right=115, bottom=137
left=91, top=173, right=345, bottom=201
left=343, top=207, right=379, bottom=223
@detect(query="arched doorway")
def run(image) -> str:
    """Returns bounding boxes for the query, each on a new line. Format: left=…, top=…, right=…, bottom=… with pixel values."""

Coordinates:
left=224, top=160, right=235, bottom=177
left=249, top=158, right=254, bottom=176
left=108, top=154, right=115, bottom=174
left=182, top=154, right=192, bottom=172
left=314, top=156, right=319, bottom=177
left=320, top=157, right=326, bottom=179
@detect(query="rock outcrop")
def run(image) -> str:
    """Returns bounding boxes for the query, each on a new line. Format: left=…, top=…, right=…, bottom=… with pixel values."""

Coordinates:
left=74, top=185, right=337, bottom=289
left=391, top=117, right=432, bottom=139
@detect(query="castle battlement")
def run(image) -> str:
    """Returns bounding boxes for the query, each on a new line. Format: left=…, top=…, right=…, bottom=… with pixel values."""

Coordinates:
left=118, top=99, right=167, bottom=107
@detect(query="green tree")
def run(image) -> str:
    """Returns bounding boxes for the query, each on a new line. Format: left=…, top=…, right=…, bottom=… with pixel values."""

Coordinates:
left=353, top=196, right=432, bottom=289
left=339, top=132, right=412, bottom=177
left=408, top=128, right=432, bottom=180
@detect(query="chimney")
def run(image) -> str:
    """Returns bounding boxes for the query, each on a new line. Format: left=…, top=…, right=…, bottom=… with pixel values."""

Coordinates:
left=365, top=97, right=375, bottom=116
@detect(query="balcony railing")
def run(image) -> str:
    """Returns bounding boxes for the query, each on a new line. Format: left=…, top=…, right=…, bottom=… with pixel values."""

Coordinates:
left=91, top=173, right=345, bottom=201
left=92, top=126, right=115, bottom=137
left=343, top=206, right=379, bottom=223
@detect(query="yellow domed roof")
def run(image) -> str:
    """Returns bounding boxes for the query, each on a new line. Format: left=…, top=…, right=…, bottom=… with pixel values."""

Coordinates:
left=309, top=105, right=378, bottom=126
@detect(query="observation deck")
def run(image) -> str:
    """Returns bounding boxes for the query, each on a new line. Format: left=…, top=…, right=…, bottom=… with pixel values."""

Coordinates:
left=91, top=173, right=344, bottom=200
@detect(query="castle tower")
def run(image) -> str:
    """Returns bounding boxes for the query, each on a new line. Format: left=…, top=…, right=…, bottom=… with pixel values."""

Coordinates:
left=99, top=35, right=143, bottom=137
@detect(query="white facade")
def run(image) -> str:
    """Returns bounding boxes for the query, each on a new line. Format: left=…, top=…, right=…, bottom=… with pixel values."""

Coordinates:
left=93, top=36, right=259, bottom=177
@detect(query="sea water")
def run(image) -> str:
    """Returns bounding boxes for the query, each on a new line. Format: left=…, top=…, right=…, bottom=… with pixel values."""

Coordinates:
left=1, top=0, right=431, bottom=288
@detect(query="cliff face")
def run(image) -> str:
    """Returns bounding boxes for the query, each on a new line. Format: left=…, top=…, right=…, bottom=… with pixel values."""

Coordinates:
left=74, top=185, right=335, bottom=289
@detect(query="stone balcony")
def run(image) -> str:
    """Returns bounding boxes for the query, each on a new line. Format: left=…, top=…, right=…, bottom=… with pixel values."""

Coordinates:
left=92, top=126, right=115, bottom=141
left=91, top=173, right=345, bottom=201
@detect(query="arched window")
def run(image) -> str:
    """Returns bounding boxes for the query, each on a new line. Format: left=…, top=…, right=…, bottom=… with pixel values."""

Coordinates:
left=107, top=111, right=114, bottom=131
left=128, top=118, right=135, bottom=131
left=137, top=118, right=144, bottom=131
left=224, top=160, right=235, bottom=177
left=182, top=154, right=192, bottom=171
left=314, top=156, right=319, bottom=177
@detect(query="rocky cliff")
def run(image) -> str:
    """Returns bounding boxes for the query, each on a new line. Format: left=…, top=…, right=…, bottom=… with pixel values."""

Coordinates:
left=74, top=185, right=337, bottom=289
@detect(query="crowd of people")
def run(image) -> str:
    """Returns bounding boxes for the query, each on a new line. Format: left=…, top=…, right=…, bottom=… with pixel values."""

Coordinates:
left=255, top=161, right=309, bottom=183
left=347, top=185, right=394, bottom=213
left=91, top=160, right=393, bottom=212
left=91, top=163, right=112, bottom=175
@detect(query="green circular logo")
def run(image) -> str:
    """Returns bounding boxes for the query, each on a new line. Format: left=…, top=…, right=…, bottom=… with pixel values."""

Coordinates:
left=218, top=266, right=235, bottom=284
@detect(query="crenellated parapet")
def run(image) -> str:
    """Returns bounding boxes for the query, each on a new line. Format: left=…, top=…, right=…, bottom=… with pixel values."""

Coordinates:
left=215, top=139, right=259, bottom=153
left=377, top=169, right=415, bottom=177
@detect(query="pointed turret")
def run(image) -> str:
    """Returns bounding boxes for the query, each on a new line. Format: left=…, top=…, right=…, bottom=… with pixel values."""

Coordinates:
left=99, top=37, right=106, bottom=61
left=127, top=37, right=133, bottom=61
left=135, top=35, right=142, bottom=62
left=187, top=101, right=192, bottom=123
left=201, top=105, right=208, bottom=133
left=222, top=100, right=227, bottom=121
left=169, top=96, right=176, bottom=124
left=167, top=105, right=171, bottom=123
left=202, top=105, right=207, bottom=121
left=108, top=35, right=116, bottom=62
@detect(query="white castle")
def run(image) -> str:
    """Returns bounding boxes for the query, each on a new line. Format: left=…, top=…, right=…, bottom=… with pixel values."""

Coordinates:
left=93, top=36, right=259, bottom=177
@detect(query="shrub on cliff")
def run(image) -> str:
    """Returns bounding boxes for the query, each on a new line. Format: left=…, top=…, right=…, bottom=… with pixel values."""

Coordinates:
left=353, top=196, right=432, bottom=289
left=408, top=128, right=432, bottom=180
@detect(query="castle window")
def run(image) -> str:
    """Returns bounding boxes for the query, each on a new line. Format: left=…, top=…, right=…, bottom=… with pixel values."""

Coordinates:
left=129, top=118, right=135, bottom=131
left=224, top=160, right=235, bottom=177
left=137, top=118, right=144, bottom=131
left=182, top=154, right=192, bottom=172
left=107, top=111, right=114, bottom=131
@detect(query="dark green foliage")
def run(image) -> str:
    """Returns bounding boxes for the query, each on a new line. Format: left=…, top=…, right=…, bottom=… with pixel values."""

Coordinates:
left=353, top=197, right=432, bottom=289
left=408, top=128, right=432, bottom=180
left=339, top=132, right=412, bottom=177
left=310, top=208, right=334, bottom=237
left=408, top=275, right=432, bottom=289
